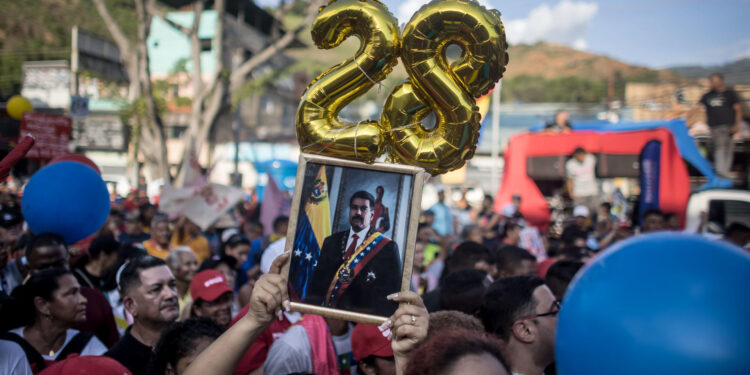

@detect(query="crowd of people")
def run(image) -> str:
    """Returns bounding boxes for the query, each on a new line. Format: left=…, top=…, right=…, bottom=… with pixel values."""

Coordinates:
left=0, top=170, right=748, bottom=375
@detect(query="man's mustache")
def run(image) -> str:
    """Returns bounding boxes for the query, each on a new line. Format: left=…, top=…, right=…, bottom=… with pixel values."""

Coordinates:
left=352, top=215, right=363, bottom=221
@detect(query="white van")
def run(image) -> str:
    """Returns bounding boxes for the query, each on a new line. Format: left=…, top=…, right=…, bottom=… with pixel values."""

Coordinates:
left=685, top=189, right=750, bottom=232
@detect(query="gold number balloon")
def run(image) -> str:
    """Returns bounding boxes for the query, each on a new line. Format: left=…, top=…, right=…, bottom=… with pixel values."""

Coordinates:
left=296, top=0, right=400, bottom=163
left=381, top=0, right=509, bottom=174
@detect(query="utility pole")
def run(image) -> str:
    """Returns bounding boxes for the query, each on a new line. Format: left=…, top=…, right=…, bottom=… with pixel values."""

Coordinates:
left=232, top=105, right=241, bottom=187
left=490, top=79, right=502, bottom=195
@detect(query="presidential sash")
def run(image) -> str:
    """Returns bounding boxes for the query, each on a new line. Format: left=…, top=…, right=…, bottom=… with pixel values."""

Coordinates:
left=324, top=232, right=392, bottom=307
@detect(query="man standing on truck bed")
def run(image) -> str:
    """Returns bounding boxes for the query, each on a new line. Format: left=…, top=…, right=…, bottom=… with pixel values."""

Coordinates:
left=698, top=73, right=743, bottom=178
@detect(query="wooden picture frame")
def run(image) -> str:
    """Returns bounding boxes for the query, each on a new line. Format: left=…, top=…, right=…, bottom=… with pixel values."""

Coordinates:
left=282, top=153, right=426, bottom=324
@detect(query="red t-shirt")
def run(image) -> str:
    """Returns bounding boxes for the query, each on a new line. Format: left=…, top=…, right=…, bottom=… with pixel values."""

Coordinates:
left=229, top=305, right=294, bottom=374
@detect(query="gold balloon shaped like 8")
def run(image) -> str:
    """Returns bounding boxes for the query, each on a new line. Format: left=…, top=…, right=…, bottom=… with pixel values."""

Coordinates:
left=296, top=0, right=400, bottom=163
left=381, top=0, right=509, bottom=175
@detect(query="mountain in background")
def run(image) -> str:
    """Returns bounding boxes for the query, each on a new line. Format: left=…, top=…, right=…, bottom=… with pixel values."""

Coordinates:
left=499, top=42, right=687, bottom=103
left=669, top=58, right=750, bottom=85
left=506, top=42, right=681, bottom=82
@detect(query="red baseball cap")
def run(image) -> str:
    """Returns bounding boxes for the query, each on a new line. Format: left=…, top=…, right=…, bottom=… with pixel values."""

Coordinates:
left=190, top=270, right=233, bottom=302
left=39, top=354, right=132, bottom=375
left=352, top=323, right=394, bottom=362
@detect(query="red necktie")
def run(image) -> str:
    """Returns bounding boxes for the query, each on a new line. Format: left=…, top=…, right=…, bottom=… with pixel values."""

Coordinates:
left=343, top=234, right=358, bottom=260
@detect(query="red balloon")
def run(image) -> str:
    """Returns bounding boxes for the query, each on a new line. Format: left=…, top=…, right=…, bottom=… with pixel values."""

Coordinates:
left=49, top=153, right=101, bottom=175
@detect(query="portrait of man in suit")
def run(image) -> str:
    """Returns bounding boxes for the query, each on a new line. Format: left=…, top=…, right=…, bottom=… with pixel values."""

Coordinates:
left=305, top=190, right=401, bottom=316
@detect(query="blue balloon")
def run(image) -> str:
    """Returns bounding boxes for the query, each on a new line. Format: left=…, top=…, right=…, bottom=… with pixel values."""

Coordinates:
left=22, top=162, right=110, bottom=244
left=556, top=233, right=750, bottom=375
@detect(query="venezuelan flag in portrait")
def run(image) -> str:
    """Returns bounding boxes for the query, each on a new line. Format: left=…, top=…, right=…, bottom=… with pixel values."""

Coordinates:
left=289, top=165, right=331, bottom=300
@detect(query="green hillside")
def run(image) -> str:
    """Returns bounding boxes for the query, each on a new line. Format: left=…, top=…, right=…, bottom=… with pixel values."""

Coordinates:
left=0, top=0, right=137, bottom=97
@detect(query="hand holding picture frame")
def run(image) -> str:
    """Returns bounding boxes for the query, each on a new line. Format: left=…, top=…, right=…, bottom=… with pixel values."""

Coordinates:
left=281, top=153, right=426, bottom=324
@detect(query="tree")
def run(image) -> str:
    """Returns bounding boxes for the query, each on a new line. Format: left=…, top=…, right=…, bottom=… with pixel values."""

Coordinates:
left=95, top=0, right=324, bottom=186
left=93, top=0, right=170, bottom=182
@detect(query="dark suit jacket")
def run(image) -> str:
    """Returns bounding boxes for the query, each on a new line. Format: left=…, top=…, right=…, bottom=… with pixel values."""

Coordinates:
left=305, top=229, right=401, bottom=316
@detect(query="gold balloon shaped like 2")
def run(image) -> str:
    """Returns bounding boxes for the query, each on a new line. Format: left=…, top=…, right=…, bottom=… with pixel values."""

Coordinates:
left=296, top=0, right=509, bottom=175
left=296, top=0, right=400, bottom=163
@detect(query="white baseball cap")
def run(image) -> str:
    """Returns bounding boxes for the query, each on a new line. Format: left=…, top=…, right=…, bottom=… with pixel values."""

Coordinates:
left=502, top=203, right=517, bottom=217
left=573, top=205, right=590, bottom=218
left=260, top=237, right=286, bottom=274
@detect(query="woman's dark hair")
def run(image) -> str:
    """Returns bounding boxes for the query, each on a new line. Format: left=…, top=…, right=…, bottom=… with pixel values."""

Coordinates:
left=147, top=317, right=223, bottom=375
left=88, top=234, right=120, bottom=259
left=199, top=254, right=237, bottom=272
left=404, top=329, right=509, bottom=375
left=221, top=233, right=251, bottom=257
left=439, top=269, right=489, bottom=315
left=440, top=241, right=492, bottom=283
left=10, top=267, right=72, bottom=327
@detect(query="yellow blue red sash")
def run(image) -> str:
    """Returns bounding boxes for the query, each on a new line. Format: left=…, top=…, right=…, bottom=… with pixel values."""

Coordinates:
left=324, top=232, right=391, bottom=307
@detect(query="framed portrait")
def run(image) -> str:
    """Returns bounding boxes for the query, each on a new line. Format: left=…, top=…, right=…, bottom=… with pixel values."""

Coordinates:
left=282, top=153, right=426, bottom=324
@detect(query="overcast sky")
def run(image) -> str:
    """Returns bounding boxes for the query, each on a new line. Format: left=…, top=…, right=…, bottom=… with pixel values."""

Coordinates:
left=260, top=0, right=749, bottom=68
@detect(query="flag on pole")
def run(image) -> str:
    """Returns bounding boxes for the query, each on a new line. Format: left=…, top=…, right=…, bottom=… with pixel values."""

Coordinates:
left=290, top=166, right=330, bottom=300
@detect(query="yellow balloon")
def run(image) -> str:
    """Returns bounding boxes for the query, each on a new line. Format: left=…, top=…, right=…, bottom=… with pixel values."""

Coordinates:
left=296, top=0, right=400, bottom=163
left=6, top=95, right=33, bottom=120
left=381, top=0, right=508, bottom=175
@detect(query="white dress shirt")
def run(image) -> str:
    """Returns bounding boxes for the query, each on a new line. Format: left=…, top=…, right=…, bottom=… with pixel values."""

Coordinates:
left=345, top=226, right=370, bottom=253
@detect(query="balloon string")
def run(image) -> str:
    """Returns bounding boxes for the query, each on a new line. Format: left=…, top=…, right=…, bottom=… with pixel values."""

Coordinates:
left=301, top=121, right=363, bottom=156
left=384, top=122, right=422, bottom=133
left=353, top=52, right=383, bottom=93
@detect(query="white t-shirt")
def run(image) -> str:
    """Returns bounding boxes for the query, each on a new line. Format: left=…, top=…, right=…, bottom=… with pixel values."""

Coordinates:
left=9, top=327, right=107, bottom=361
left=565, top=154, right=598, bottom=197
left=331, top=325, right=355, bottom=373
left=264, top=323, right=357, bottom=375
left=0, top=340, right=33, bottom=375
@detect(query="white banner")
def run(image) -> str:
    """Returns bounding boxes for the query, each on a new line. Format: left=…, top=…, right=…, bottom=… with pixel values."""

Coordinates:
left=159, top=183, right=244, bottom=231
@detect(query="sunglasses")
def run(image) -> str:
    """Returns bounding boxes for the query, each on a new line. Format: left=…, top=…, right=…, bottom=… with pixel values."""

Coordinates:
left=514, top=300, right=561, bottom=325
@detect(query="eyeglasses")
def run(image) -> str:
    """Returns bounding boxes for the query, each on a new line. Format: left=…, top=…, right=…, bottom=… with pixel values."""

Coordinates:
left=514, top=300, right=561, bottom=325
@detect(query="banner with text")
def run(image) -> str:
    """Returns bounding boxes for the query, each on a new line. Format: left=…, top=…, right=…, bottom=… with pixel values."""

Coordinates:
left=21, top=113, right=71, bottom=160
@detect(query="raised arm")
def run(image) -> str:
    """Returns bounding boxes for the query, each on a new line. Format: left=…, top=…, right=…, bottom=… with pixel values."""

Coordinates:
left=382, top=291, right=429, bottom=375
left=184, top=252, right=291, bottom=375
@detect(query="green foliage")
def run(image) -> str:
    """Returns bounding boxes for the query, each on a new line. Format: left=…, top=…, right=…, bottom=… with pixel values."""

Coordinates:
left=175, top=96, right=192, bottom=107
left=0, top=0, right=137, bottom=97
left=627, top=70, right=661, bottom=83
left=288, top=0, right=310, bottom=17
left=170, top=57, right=190, bottom=75
left=502, top=74, right=609, bottom=103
